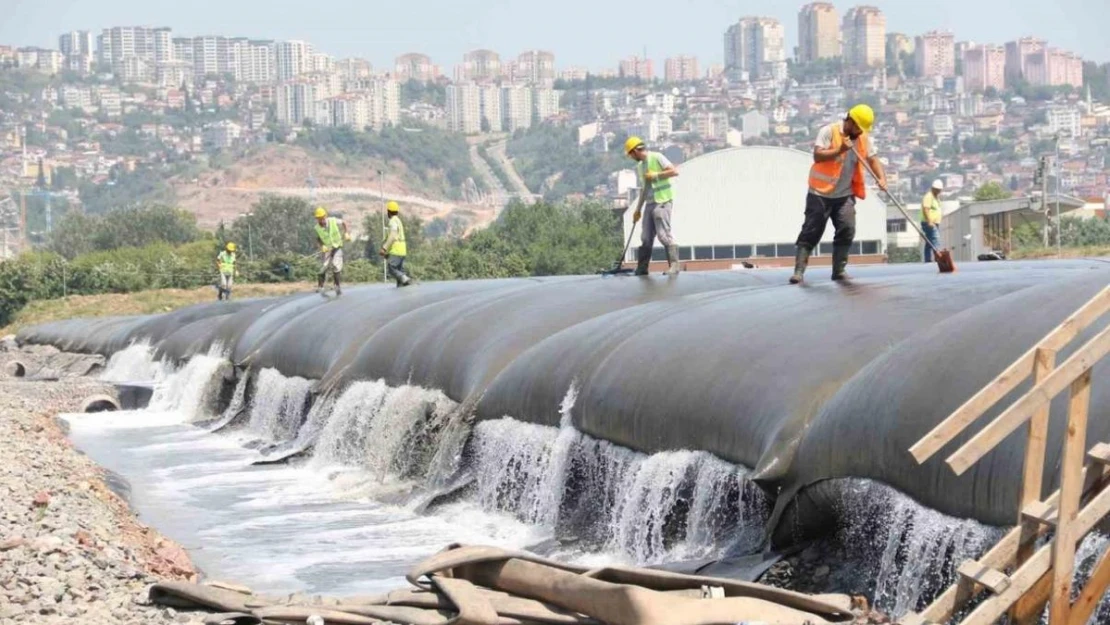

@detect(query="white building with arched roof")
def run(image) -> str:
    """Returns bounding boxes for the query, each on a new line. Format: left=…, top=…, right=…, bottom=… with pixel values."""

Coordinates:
left=621, top=146, right=888, bottom=271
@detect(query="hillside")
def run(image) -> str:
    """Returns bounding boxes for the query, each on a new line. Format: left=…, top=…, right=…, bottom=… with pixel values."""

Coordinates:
left=171, top=144, right=498, bottom=234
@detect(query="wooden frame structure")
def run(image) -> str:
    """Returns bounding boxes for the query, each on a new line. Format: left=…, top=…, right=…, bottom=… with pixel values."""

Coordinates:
left=901, top=285, right=1110, bottom=625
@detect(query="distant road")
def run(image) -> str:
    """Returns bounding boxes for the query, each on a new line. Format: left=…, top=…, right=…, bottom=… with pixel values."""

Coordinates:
left=228, top=187, right=457, bottom=212
left=486, top=140, right=534, bottom=197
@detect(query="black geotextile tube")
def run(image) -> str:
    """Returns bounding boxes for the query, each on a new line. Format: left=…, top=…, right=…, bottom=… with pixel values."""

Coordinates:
left=23, top=260, right=1110, bottom=543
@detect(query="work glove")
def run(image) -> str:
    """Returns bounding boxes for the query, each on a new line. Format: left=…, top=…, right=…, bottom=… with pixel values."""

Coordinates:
left=643, top=170, right=657, bottom=182
left=633, top=209, right=641, bottom=224
left=379, top=248, right=388, bottom=258
left=321, top=245, right=330, bottom=254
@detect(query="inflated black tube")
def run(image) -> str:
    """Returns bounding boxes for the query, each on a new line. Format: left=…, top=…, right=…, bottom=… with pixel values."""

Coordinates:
left=776, top=270, right=1110, bottom=535
left=327, top=272, right=776, bottom=402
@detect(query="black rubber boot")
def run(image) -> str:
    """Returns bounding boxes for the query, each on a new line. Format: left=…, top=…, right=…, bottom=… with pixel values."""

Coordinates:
left=634, top=245, right=651, bottom=276
left=664, top=245, right=680, bottom=276
left=789, top=247, right=811, bottom=284
left=333, top=274, right=342, bottom=296
left=317, top=273, right=326, bottom=294
left=832, top=245, right=851, bottom=281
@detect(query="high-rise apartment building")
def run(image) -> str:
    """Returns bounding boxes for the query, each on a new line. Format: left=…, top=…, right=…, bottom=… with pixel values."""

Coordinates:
left=1029, top=48, right=1083, bottom=88
left=798, top=3, right=840, bottom=63
left=479, top=86, right=503, bottom=132
left=533, top=88, right=560, bottom=122
left=276, top=80, right=319, bottom=126
left=338, top=58, right=373, bottom=81
left=842, top=6, right=885, bottom=69
left=1005, top=37, right=1045, bottom=84
left=501, top=85, right=533, bottom=132
left=558, top=67, right=588, bottom=82
left=173, top=38, right=194, bottom=67
left=663, top=56, right=699, bottom=82
left=58, top=31, right=93, bottom=57
left=275, top=40, right=313, bottom=81
left=963, top=44, right=1005, bottom=92
left=619, top=56, right=654, bottom=81
left=461, top=50, right=501, bottom=82
left=915, top=30, right=955, bottom=79
left=515, top=50, right=556, bottom=85
left=723, top=17, right=785, bottom=80
left=395, top=53, right=439, bottom=82
left=311, top=52, right=334, bottom=74
left=446, top=83, right=482, bottom=134
left=886, top=33, right=913, bottom=60
left=97, top=26, right=169, bottom=74
left=192, top=36, right=223, bottom=77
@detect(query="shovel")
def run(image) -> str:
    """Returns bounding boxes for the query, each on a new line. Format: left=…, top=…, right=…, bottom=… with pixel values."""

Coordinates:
left=853, top=146, right=956, bottom=274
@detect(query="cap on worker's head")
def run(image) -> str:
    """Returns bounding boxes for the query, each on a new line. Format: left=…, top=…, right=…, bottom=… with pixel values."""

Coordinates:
left=314, top=207, right=327, bottom=219
left=624, top=136, right=645, bottom=155
left=931, top=179, right=944, bottom=191
left=226, top=242, right=236, bottom=252
left=847, top=104, right=875, bottom=133
left=387, top=201, right=400, bottom=213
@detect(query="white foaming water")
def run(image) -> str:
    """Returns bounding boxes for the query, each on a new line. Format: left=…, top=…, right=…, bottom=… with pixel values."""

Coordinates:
left=312, top=381, right=456, bottom=482
left=471, top=396, right=766, bottom=566
left=148, top=346, right=229, bottom=421
left=247, top=368, right=313, bottom=442
left=101, top=341, right=167, bottom=382
left=834, top=480, right=1003, bottom=617
left=1048, top=532, right=1110, bottom=625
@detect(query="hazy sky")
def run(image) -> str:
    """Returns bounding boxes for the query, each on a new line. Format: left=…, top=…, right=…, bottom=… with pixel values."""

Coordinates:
left=3, top=0, right=1108, bottom=69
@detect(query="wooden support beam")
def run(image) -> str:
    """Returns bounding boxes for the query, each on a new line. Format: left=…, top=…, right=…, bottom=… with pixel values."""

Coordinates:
left=918, top=464, right=1110, bottom=624
left=946, top=326, right=1110, bottom=476
left=910, top=285, right=1110, bottom=465
left=1020, top=348, right=1057, bottom=515
left=1088, top=442, right=1110, bottom=465
left=1022, top=500, right=1059, bottom=527
left=1067, top=543, right=1110, bottom=625
left=1048, top=370, right=1093, bottom=625
left=957, top=561, right=1011, bottom=594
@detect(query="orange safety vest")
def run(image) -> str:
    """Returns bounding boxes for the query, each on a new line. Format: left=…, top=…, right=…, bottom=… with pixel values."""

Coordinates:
left=808, top=123, right=870, bottom=200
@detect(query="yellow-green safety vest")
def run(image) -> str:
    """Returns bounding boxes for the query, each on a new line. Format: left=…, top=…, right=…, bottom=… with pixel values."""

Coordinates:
left=638, top=152, right=674, bottom=204
left=921, top=193, right=942, bottom=226
left=316, top=217, right=343, bottom=249
left=217, top=251, right=236, bottom=274
left=388, top=215, right=407, bottom=257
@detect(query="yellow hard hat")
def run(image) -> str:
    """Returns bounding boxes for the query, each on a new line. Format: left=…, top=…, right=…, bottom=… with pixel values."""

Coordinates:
left=386, top=201, right=400, bottom=213
left=314, top=207, right=327, bottom=219
left=848, top=104, right=875, bottom=133
left=624, top=136, right=645, bottom=155
left=226, top=242, right=236, bottom=252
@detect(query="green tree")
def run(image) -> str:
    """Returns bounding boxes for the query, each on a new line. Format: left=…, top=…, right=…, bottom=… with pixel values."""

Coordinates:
left=973, top=181, right=1012, bottom=201
left=224, top=196, right=320, bottom=258
left=47, top=205, right=201, bottom=259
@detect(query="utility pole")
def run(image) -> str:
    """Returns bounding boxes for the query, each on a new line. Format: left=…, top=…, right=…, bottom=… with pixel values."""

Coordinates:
left=1055, top=133, right=1062, bottom=258
left=1038, top=155, right=1049, bottom=248
left=378, top=169, right=386, bottom=282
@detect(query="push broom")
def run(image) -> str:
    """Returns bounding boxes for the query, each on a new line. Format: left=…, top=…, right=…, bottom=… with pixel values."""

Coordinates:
left=853, top=146, right=956, bottom=274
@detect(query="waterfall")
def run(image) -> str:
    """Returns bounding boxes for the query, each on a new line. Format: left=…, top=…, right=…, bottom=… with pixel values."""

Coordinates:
left=101, top=341, right=166, bottom=382
left=469, top=389, right=767, bottom=565
left=148, top=346, right=229, bottom=421
left=831, top=479, right=1003, bottom=617
left=246, top=368, right=313, bottom=442
left=311, top=381, right=458, bottom=482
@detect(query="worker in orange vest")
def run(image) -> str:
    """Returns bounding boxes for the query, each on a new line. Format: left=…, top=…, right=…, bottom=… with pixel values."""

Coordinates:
left=790, top=104, right=887, bottom=284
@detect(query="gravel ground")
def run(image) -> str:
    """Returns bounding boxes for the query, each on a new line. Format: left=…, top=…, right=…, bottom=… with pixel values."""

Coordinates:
left=0, top=368, right=203, bottom=625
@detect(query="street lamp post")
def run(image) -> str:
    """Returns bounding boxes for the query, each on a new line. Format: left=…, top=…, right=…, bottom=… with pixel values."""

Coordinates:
left=378, top=169, right=386, bottom=282
left=1055, top=133, right=1062, bottom=258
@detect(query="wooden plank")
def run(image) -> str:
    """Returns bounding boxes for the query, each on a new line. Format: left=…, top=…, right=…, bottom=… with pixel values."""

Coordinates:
left=1020, top=348, right=1057, bottom=516
left=1010, top=573, right=1054, bottom=625
left=919, top=464, right=1110, bottom=624
left=1022, top=500, right=1059, bottom=527
left=1089, top=442, right=1110, bottom=465
left=957, top=560, right=1011, bottom=594
left=1048, top=370, right=1093, bottom=625
left=1067, top=542, right=1110, bottom=625
left=946, top=326, right=1110, bottom=476
left=910, top=286, right=1110, bottom=464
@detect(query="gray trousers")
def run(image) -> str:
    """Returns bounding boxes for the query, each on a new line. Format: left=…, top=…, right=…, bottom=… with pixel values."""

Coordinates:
left=387, top=255, right=409, bottom=285
left=641, top=201, right=675, bottom=247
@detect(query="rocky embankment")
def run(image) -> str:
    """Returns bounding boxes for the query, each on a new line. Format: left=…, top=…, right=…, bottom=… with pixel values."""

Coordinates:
left=0, top=345, right=201, bottom=625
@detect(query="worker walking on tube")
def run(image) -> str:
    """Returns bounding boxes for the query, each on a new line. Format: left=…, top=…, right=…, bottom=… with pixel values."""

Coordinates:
left=215, top=242, right=237, bottom=301
left=314, top=206, right=350, bottom=296
left=790, top=104, right=887, bottom=284
left=626, top=136, right=680, bottom=277
left=379, top=201, right=412, bottom=287
left=921, top=180, right=944, bottom=263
